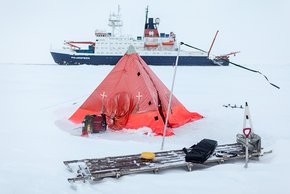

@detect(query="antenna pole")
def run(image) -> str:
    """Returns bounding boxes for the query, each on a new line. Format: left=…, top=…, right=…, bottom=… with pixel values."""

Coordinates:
left=144, top=6, right=149, bottom=29
left=161, top=42, right=181, bottom=150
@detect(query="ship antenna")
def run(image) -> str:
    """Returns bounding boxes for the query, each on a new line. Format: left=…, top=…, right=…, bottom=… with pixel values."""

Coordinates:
left=144, top=6, right=148, bottom=29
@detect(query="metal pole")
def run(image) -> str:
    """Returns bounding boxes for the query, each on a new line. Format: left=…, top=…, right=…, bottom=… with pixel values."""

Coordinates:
left=245, top=137, right=249, bottom=168
left=243, top=127, right=251, bottom=168
left=161, top=42, right=181, bottom=150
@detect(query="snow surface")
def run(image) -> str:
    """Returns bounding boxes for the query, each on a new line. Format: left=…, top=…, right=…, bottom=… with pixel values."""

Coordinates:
left=0, top=63, right=290, bottom=194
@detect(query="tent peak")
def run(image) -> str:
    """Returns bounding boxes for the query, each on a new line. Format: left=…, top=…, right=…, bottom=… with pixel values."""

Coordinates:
left=126, top=45, right=137, bottom=54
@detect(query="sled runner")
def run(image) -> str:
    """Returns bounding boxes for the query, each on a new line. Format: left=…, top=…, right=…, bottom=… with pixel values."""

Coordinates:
left=63, top=133, right=270, bottom=183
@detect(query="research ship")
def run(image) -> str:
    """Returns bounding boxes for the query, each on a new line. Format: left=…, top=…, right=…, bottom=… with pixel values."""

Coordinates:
left=50, top=7, right=232, bottom=66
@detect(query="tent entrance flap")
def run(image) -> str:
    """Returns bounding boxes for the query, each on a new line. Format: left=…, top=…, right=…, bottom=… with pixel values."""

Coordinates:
left=107, top=92, right=135, bottom=130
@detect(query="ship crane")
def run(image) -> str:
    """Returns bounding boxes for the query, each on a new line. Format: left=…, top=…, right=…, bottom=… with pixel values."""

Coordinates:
left=64, top=41, right=95, bottom=49
left=215, top=51, right=240, bottom=60
left=207, top=30, right=240, bottom=61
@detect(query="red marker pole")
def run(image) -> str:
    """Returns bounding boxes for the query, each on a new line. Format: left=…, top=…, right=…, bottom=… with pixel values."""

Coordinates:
left=207, top=30, right=219, bottom=57
left=243, top=128, right=252, bottom=168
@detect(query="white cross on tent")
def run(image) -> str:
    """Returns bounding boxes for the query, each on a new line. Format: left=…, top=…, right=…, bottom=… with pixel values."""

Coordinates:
left=100, top=92, right=107, bottom=113
left=135, top=92, right=142, bottom=111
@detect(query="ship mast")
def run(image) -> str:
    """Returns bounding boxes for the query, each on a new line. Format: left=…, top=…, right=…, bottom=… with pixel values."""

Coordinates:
left=108, top=5, right=123, bottom=37
left=144, top=6, right=149, bottom=30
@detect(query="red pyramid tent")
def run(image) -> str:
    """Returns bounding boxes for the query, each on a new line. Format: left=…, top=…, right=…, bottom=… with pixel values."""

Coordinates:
left=69, top=46, right=203, bottom=135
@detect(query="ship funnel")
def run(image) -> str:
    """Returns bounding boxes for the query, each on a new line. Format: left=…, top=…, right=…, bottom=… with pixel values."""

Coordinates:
left=126, top=45, right=137, bottom=54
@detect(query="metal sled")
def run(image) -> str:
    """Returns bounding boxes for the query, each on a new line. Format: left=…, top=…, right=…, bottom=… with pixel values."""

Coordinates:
left=63, top=133, right=269, bottom=183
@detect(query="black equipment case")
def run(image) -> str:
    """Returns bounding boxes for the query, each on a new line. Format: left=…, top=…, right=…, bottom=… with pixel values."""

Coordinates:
left=183, top=139, right=218, bottom=163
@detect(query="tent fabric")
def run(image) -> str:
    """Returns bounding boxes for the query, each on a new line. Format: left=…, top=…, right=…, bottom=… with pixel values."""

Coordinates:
left=69, top=47, right=203, bottom=135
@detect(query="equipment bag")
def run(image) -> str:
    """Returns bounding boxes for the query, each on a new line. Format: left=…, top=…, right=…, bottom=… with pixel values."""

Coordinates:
left=183, top=139, right=218, bottom=163
left=92, top=114, right=107, bottom=133
left=82, top=114, right=107, bottom=135
left=236, top=133, right=261, bottom=152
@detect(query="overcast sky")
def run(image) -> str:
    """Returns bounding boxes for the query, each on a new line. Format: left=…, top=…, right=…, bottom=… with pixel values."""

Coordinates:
left=0, top=0, right=289, bottom=65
